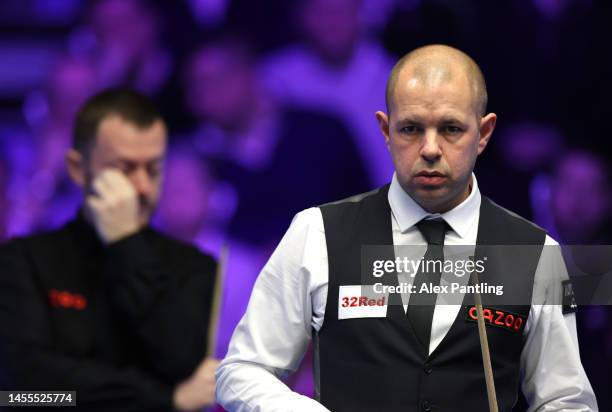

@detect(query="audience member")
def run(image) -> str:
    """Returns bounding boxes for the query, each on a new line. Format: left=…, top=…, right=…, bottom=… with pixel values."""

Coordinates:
left=260, top=0, right=395, bottom=186
left=0, top=89, right=218, bottom=411
left=182, top=35, right=370, bottom=248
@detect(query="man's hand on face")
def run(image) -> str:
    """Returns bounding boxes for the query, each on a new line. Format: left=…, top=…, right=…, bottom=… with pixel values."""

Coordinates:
left=173, top=357, right=220, bottom=411
left=86, top=169, right=141, bottom=245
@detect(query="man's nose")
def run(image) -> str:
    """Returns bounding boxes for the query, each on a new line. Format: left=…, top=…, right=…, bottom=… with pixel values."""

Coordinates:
left=420, top=129, right=442, bottom=162
left=130, top=167, right=153, bottom=197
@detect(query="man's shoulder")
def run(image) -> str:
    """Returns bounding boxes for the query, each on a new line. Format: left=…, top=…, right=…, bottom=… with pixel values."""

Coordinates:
left=0, top=222, right=75, bottom=256
left=319, top=185, right=388, bottom=210
left=0, top=222, right=80, bottom=283
left=314, top=185, right=390, bottom=235
left=148, top=229, right=216, bottom=269
left=480, top=196, right=547, bottom=244
left=482, top=196, right=545, bottom=230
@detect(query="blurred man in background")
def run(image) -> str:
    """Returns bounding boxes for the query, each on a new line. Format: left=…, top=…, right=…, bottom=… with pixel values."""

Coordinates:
left=260, top=0, right=395, bottom=186
left=551, top=150, right=611, bottom=245
left=81, top=0, right=173, bottom=96
left=0, top=89, right=218, bottom=411
left=182, top=35, right=370, bottom=250
left=180, top=35, right=371, bottom=398
left=477, top=120, right=565, bottom=224
left=155, top=145, right=267, bottom=361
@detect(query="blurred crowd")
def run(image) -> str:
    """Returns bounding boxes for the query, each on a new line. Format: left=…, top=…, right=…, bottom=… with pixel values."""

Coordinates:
left=0, top=0, right=611, bottom=406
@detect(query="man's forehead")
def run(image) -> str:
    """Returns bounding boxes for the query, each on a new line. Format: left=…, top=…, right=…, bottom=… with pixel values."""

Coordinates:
left=397, top=63, right=472, bottom=93
left=96, top=115, right=166, bottom=160
left=394, top=107, right=469, bottom=122
left=392, top=77, right=474, bottom=117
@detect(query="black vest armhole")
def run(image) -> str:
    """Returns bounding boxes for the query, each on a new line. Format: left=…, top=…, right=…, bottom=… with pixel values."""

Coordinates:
left=318, top=185, right=392, bottom=334
left=477, top=196, right=547, bottom=245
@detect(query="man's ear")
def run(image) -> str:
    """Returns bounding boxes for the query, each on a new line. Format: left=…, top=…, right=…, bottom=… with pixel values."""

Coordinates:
left=375, top=111, right=391, bottom=151
left=65, top=149, right=86, bottom=188
left=477, top=113, right=497, bottom=155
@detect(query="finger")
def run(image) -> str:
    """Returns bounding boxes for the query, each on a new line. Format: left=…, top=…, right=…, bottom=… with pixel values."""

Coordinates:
left=86, top=195, right=104, bottom=213
left=96, top=168, right=134, bottom=202
left=206, top=359, right=221, bottom=369
left=198, top=369, right=218, bottom=383
left=203, top=357, right=220, bottom=366
left=91, top=174, right=115, bottom=203
left=102, top=168, right=126, bottom=186
left=98, top=169, right=124, bottom=192
left=199, top=360, right=219, bottom=373
left=91, top=175, right=109, bottom=198
left=103, top=169, right=136, bottom=198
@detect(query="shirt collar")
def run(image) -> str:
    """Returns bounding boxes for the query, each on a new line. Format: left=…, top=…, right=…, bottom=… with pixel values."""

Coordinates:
left=387, top=172, right=481, bottom=239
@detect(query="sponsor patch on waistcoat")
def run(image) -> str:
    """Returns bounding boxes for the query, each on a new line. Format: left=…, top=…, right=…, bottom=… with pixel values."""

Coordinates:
left=338, top=285, right=387, bottom=319
left=465, top=306, right=526, bottom=333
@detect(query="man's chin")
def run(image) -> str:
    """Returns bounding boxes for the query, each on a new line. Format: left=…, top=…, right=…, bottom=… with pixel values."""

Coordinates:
left=409, top=186, right=455, bottom=212
left=412, top=183, right=449, bottom=198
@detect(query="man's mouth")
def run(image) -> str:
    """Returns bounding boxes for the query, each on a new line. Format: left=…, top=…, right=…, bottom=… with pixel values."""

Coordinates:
left=414, top=171, right=447, bottom=186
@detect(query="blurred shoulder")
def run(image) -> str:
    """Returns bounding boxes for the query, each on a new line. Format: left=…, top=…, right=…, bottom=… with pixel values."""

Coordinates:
left=148, top=229, right=216, bottom=271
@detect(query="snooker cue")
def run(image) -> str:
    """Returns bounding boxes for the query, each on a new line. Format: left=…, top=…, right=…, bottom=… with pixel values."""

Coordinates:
left=206, top=245, right=228, bottom=358
left=471, top=268, right=499, bottom=412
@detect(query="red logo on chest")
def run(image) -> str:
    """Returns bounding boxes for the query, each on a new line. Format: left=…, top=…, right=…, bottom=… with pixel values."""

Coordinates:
left=465, top=306, right=525, bottom=333
left=48, top=289, right=88, bottom=310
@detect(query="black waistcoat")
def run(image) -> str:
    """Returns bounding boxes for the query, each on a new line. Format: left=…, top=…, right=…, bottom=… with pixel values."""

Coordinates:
left=315, top=185, right=546, bottom=412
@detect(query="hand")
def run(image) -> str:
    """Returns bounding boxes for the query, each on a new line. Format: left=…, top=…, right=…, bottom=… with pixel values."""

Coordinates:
left=173, top=358, right=220, bottom=411
left=86, top=169, right=140, bottom=244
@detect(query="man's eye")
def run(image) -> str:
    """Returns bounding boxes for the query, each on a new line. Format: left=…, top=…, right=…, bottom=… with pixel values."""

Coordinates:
left=400, top=125, right=420, bottom=134
left=120, top=164, right=135, bottom=174
left=441, top=125, right=462, bottom=134
left=147, top=164, right=162, bottom=178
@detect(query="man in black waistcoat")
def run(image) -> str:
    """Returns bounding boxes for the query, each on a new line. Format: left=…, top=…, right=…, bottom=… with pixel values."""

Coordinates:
left=215, top=45, right=597, bottom=411
left=0, top=89, right=218, bottom=411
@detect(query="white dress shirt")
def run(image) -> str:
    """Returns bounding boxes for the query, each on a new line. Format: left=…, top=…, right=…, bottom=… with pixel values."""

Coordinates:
left=216, top=174, right=597, bottom=412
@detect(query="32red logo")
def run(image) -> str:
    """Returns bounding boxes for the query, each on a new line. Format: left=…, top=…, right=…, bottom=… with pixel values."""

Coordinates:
left=341, top=296, right=386, bottom=307
left=48, top=289, right=88, bottom=310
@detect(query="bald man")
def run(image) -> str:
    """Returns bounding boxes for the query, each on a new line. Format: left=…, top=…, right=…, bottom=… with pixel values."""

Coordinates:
left=215, top=45, right=597, bottom=411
